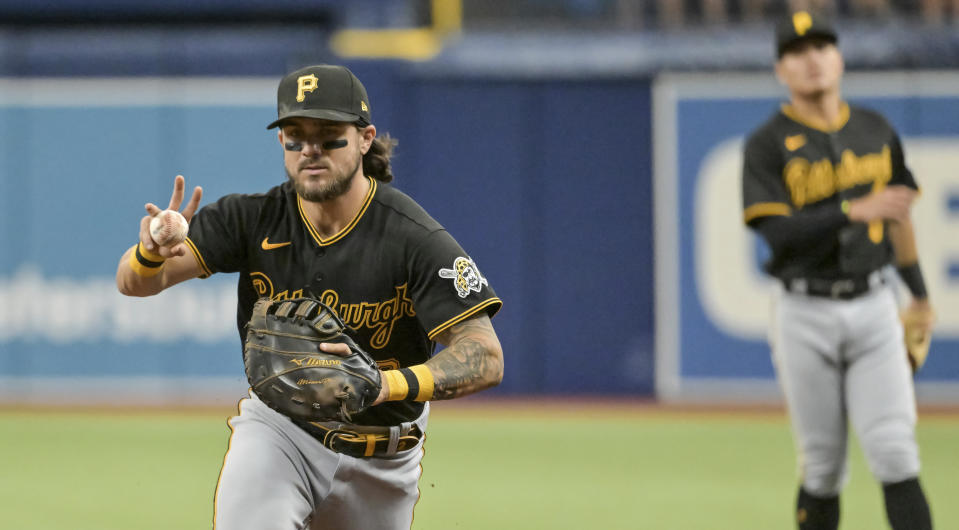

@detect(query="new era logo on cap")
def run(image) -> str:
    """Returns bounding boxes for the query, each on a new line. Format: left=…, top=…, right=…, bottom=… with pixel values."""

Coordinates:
left=267, top=65, right=372, bottom=129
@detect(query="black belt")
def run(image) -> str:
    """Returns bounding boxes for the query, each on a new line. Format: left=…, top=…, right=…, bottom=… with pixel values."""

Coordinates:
left=782, top=271, right=883, bottom=300
left=294, top=420, right=423, bottom=459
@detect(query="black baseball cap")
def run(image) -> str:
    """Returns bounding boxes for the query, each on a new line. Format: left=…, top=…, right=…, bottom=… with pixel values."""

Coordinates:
left=775, top=11, right=838, bottom=58
left=266, top=64, right=371, bottom=129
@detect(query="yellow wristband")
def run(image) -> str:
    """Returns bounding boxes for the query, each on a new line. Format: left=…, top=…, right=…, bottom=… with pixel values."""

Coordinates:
left=128, top=243, right=165, bottom=277
left=383, top=370, right=409, bottom=401
left=408, top=365, right=435, bottom=401
left=383, top=365, right=435, bottom=402
left=138, top=241, right=165, bottom=262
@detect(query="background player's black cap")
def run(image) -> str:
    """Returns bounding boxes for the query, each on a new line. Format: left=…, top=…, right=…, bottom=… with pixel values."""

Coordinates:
left=775, top=11, right=838, bottom=58
left=267, top=64, right=371, bottom=129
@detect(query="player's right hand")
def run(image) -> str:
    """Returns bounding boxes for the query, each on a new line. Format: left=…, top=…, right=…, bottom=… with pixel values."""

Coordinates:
left=847, top=185, right=915, bottom=224
left=140, top=175, right=203, bottom=258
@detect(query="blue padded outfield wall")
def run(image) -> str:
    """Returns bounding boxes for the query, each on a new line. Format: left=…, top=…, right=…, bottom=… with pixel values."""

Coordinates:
left=653, top=72, right=959, bottom=405
left=2, top=67, right=958, bottom=405
left=0, top=71, right=655, bottom=403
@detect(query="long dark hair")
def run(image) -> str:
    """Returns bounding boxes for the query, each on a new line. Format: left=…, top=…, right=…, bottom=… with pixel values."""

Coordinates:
left=363, top=132, right=398, bottom=182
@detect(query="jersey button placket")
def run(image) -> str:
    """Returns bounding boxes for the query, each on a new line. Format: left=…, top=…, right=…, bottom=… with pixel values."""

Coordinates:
left=312, top=246, right=326, bottom=285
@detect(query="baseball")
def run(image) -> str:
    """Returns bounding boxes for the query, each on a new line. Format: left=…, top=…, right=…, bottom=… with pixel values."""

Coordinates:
left=149, top=209, right=189, bottom=247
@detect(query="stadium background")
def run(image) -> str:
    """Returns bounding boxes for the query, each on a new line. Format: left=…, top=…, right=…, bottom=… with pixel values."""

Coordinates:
left=1, top=1, right=958, bottom=528
left=2, top=0, right=957, bottom=405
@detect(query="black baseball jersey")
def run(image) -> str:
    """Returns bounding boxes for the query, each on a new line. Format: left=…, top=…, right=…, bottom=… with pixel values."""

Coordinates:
left=741, top=103, right=918, bottom=280
left=184, top=177, right=502, bottom=426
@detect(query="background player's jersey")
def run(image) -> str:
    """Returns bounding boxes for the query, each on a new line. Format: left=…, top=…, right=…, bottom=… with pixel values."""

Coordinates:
left=741, top=103, right=918, bottom=279
left=184, top=177, right=502, bottom=425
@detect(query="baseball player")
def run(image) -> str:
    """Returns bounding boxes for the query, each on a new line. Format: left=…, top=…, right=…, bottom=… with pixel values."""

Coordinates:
left=116, top=64, right=504, bottom=529
left=741, top=12, right=935, bottom=530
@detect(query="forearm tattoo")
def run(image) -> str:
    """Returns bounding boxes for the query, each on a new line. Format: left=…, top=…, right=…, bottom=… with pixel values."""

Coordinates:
left=426, top=318, right=502, bottom=400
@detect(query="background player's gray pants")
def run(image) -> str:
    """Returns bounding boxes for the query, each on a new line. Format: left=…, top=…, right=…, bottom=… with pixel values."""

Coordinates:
left=214, top=391, right=428, bottom=530
left=770, top=284, right=920, bottom=497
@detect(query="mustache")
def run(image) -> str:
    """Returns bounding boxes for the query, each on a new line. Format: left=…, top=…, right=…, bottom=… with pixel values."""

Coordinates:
left=298, top=161, right=329, bottom=170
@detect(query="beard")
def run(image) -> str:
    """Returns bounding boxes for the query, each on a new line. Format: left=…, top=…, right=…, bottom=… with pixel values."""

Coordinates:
left=287, top=154, right=362, bottom=203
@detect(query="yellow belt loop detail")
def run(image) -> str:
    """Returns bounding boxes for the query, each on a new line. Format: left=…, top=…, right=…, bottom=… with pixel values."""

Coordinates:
left=364, top=434, right=376, bottom=457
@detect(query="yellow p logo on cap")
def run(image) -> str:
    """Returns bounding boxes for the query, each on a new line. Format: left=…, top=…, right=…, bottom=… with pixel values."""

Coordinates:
left=296, top=74, right=318, bottom=102
left=792, top=11, right=813, bottom=36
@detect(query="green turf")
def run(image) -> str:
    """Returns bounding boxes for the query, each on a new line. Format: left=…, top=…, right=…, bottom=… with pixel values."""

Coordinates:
left=0, top=407, right=955, bottom=529
left=0, top=412, right=228, bottom=529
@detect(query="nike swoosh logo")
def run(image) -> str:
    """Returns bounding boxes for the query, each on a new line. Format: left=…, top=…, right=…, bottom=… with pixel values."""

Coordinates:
left=261, top=237, right=292, bottom=250
left=785, top=134, right=806, bottom=151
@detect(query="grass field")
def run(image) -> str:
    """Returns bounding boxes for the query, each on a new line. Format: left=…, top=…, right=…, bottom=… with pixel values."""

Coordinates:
left=1, top=400, right=956, bottom=529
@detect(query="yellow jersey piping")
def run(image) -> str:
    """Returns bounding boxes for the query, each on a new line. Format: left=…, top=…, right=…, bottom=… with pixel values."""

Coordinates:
left=427, top=298, right=503, bottom=340
left=298, top=177, right=377, bottom=247
left=183, top=237, right=212, bottom=278
left=781, top=102, right=850, bottom=133
left=743, top=202, right=792, bottom=223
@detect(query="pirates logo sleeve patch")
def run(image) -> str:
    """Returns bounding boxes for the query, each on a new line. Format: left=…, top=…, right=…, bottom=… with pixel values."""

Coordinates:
left=438, top=256, right=489, bottom=298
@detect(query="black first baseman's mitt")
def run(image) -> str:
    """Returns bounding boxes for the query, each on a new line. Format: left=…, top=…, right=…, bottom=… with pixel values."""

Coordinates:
left=243, top=297, right=381, bottom=422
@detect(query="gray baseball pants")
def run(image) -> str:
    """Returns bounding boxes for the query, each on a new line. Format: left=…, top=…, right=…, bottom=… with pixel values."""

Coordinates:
left=770, top=284, right=920, bottom=497
left=214, top=391, right=428, bottom=530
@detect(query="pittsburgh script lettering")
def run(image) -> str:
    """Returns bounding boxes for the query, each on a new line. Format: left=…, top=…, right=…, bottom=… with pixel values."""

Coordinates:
left=318, top=285, right=416, bottom=349
left=783, top=146, right=892, bottom=207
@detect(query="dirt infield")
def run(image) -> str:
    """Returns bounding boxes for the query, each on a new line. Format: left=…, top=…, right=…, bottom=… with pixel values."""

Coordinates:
left=429, top=395, right=959, bottom=420
left=3, top=394, right=956, bottom=419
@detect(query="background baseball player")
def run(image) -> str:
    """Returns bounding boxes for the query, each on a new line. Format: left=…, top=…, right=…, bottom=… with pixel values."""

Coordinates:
left=116, top=64, right=504, bottom=529
left=741, top=11, right=935, bottom=530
